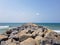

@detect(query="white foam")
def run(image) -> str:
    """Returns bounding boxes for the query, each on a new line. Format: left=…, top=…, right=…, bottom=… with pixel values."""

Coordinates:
left=54, top=30, right=60, bottom=33
left=0, top=26, right=9, bottom=29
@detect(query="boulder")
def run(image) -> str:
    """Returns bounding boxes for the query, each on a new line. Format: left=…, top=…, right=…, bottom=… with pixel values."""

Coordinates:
left=7, top=42, right=16, bottom=45
left=20, top=38, right=36, bottom=45
left=0, top=35, right=8, bottom=40
left=35, top=36, right=43, bottom=45
left=9, top=30, right=18, bottom=38
left=1, top=41, right=7, bottom=45
left=5, top=39, right=17, bottom=45
left=45, top=31, right=58, bottom=39
left=18, top=34, right=32, bottom=42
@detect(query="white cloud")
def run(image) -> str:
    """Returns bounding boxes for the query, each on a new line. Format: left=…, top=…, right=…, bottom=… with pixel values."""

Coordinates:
left=36, top=13, right=40, bottom=15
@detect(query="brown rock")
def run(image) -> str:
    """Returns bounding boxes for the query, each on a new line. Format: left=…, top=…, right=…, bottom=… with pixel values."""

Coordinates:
left=20, top=38, right=36, bottom=45
left=7, top=42, right=16, bottom=45
left=0, top=35, right=7, bottom=39
left=6, top=39, right=16, bottom=45
left=35, top=36, right=43, bottom=45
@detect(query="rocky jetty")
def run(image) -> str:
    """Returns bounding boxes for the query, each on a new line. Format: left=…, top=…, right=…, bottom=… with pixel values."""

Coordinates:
left=0, top=23, right=60, bottom=45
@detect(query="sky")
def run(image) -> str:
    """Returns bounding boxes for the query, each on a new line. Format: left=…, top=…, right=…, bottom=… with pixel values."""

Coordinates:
left=0, top=0, right=60, bottom=23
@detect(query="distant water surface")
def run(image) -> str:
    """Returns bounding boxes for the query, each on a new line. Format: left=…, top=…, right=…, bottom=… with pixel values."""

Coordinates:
left=0, top=23, right=60, bottom=34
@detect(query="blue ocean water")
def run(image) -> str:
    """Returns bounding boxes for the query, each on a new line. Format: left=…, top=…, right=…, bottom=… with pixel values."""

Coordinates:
left=0, top=23, right=60, bottom=34
left=36, top=23, right=60, bottom=30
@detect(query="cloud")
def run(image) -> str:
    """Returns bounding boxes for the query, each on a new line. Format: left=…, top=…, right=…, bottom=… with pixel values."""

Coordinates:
left=36, top=13, right=40, bottom=15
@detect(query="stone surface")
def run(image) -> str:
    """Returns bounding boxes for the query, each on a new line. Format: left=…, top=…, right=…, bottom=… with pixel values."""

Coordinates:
left=20, top=38, right=36, bottom=45
left=0, top=35, right=7, bottom=40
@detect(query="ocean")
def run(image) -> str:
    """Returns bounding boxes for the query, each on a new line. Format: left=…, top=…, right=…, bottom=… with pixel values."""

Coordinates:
left=0, top=23, right=60, bottom=34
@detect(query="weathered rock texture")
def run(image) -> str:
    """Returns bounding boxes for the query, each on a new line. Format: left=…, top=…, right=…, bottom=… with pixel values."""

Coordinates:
left=0, top=23, right=60, bottom=45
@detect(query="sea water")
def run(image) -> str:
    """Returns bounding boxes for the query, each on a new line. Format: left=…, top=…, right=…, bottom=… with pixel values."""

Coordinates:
left=0, top=23, right=60, bottom=34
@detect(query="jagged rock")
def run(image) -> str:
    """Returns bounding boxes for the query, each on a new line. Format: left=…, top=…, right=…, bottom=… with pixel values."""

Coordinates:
left=0, top=35, right=8, bottom=45
left=0, top=35, right=8, bottom=40
left=18, top=33, right=32, bottom=42
left=2, top=30, right=13, bottom=37
left=19, top=35, right=31, bottom=42
left=5, top=39, right=17, bottom=45
left=0, top=23, right=60, bottom=45
left=1, top=41, right=7, bottom=45
left=9, top=30, right=18, bottom=38
left=45, top=31, right=58, bottom=39
left=5, top=39, right=14, bottom=43
left=35, top=36, right=43, bottom=45
left=12, top=27, right=19, bottom=31
left=18, top=30, right=33, bottom=37
left=21, top=23, right=38, bottom=30
left=20, top=38, right=36, bottom=45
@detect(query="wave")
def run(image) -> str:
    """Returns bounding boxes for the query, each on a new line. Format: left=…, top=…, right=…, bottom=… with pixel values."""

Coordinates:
left=54, top=30, right=60, bottom=33
left=0, top=26, right=60, bottom=33
left=0, top=26, right=9, bottom=29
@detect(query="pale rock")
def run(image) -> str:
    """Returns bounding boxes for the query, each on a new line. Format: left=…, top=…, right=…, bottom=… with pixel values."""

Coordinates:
left=20, top=38, right=36, bottom=45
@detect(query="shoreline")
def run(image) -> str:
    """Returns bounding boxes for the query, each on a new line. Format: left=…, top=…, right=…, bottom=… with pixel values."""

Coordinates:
left=0, top=26, right=60, bottom=33
left=54, top=30, right=60, bottom=33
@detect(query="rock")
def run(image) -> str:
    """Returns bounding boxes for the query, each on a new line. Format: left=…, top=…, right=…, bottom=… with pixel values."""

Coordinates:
left=10, top=27, right=19, bottom=31
left=19, top=30, right=28, bottom=34
left=32, top=30, right=40, bottom=39
left=38, top=26, right=43, bottom=28
left=35, top=36, right=43, bottom=45
left=53, top=43, right=60, bottom=45
left=0, top=35, right=8, bottom=45
left=2, top=30, right=13, bottom=37
left=45, top=31, right=58, bottom=39
left=20, top=38, right=36, bottom=45
left=45, top=44, right=51, bottom=45
left=9, top=30, right=18, bottom=38
left=0, top=23, right=60, bottom=45
left=0, top=35, right=8, bottom=40
left=26, top=30, right=34, bottom=34
left=5, top=39, right=17, bottom=45
left=7, top=42, right=16, bottom=45
left=18, top=30, right=32, bottom=37
left=1, top=41, right=7, bottom=45
left=6, top=30, right=12, bottom=34
left=32, top=30, right=39, bottom=36
left=11, top=30, right=18, bottom=34
left=21, top=23, right=38, bottom=30
left=35, top=36, right=56, bottom=45
left=6, top=39, right=13, bottom=44
left=18, top=34, right=32, bottom=42
left=9, top=30, right=33, bottom=42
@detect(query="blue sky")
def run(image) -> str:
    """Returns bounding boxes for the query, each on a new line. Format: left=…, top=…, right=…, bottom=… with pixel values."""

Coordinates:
left=0, top=0, right=60, bottom=23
